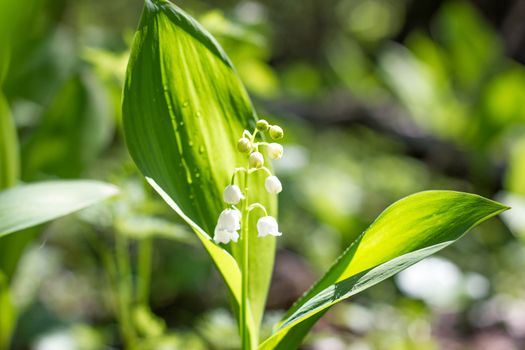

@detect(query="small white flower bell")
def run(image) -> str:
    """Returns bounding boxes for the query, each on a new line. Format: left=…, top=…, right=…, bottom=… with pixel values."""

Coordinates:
left=217, top=208, right=241, bottom=231
left=249, top=151, right=264, bottom=168
left=223, top=185, right=244, bottom=204
left=213, top=209, right=242, bottom=244
left=214, top=228, right=240, bottom=244
left=257, top=216, right=282, bottom=237
left=264, top=175, right=282, bottom=194
left=267, top=143, right=283, bottom=160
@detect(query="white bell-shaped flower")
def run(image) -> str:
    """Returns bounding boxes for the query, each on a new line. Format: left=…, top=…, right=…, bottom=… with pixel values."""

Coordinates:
left=217, top=208, right=241, bottom=231
left=264, top=175, right=282, bottom=194
left=257, top=216, right=282, bottom=237
left=267, top=143, right=283, bottom=160
left=223, top=185, right=244, bottom=204
left=213, top=209, right=241, bottom=244
left=214, top=227, right=240, bottom=244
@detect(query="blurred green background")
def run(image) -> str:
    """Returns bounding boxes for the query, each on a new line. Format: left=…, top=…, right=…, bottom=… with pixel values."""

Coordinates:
left=1, top=0, right=525, bottom=349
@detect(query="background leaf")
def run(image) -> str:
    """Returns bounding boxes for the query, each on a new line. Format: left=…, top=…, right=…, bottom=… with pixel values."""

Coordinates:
left=0, top=180, right=118, bottom=237
left=259, top=191, right=508, bottom=349
left=122, top=0, right=276, bottom=338
left=21, top=71, right=114, bottom=180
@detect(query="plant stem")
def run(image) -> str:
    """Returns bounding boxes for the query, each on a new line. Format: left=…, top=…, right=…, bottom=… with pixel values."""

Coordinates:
left=137, top=238, right=152, bottom=305
left=115, top=234, right=137, bottom=350
left=240, top=171, right=251, bottom=349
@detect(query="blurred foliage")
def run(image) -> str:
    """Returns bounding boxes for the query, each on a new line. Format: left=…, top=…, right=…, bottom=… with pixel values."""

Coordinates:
left=2, top=0, right=525, bottom=349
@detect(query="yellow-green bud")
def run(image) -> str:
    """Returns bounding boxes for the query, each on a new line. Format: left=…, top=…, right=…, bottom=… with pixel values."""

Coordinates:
left=249, top=151, right=264, bottom=168
left=256, top=119, right=269, bottom=131
left=269, top=125, right=284, bottom=139
left=237, top=137, right=252, bottom=153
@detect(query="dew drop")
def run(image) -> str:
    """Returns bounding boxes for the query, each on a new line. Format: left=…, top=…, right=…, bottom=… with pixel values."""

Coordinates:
left=198, top=145, right=205, bottom=154
left=182, top=100, right=189, bottom=108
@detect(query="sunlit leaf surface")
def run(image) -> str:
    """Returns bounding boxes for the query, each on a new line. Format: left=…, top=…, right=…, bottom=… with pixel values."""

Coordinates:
left=260, top=191, right=508, bottom=349
left=122, top=0, right=276, bottom=340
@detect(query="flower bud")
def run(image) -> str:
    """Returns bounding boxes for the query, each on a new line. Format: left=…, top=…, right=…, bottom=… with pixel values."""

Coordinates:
left=249, top=151, right=264, bottom=168
left=257, top=216, right=282, bottom=237
left=223, top=185, right=244, bottom=204
left=256, top=119, right=269, bottom=131
left=237, top=137, right=252, bottom=153
left=267, top=143, right=283, bottom=160
left=264, top=175, right=282, bottom=194
left=269, top=125, right=284, bottom=139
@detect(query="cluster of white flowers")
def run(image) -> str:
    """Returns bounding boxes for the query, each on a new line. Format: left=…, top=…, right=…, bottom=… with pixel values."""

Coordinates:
left=213, top=119, right=285, bottom=244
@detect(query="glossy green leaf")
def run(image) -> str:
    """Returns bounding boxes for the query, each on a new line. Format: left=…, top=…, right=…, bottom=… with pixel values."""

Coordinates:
left=0, top=180, right=118, bottom=237
left=122, top=0, right=276, bottom=340
left=260, top=191, right=508, bottom=349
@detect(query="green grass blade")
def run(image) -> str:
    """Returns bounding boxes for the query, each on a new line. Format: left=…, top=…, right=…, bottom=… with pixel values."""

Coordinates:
left=259, top=191, right=508, bottom=349
left=122, top=1, right=276, bottom=339
left=0, top=94, right=18, bottom=189
left=0, top=180, right=118, bottom=237
left=0, top=271, right=15, bottom=350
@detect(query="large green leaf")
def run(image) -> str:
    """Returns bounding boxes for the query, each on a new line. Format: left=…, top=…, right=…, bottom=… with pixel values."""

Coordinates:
left=0, top=180, right=118, bottom=237
left=260, top=191, right=508, bottom=349
left=122, top=0, right=276, bottom=340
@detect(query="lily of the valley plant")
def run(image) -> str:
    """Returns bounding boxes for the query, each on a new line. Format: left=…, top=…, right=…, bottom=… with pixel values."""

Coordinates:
left=122, top=0, right=509, bottom=349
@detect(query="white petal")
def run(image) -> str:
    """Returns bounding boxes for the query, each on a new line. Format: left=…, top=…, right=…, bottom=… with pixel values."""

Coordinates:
left=230, top=230, right=240, bottom=243
left=217, top=209, right=242, bottom=231
left=267, top=143, right=283, bottom=160
left=257, top=216, right=281, bottom=237
left=214, top=228, right=232, bottom=244
left=265, top=176, right=282, bottom=194
left=223, top=185, right=244, bottom=204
